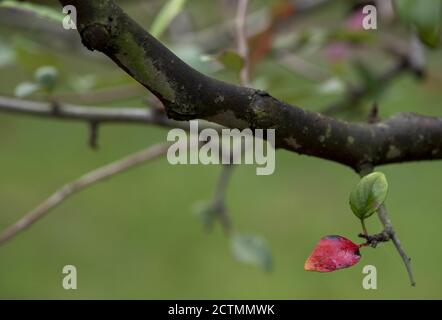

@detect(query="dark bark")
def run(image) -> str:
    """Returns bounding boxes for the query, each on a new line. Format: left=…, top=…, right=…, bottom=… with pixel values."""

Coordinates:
left=59, top=0, right=442, bottom=171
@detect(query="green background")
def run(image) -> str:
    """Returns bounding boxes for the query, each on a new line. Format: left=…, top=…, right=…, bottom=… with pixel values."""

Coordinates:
left=0, top=0, right=441, bottom=299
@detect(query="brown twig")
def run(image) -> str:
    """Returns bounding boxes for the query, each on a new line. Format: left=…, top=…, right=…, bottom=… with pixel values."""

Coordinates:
left=377, top=205, right=416, bottom=286
left=203, top=0, right=251, bottom=234
left=360, top=219, right=369, bottom=238
left=0, top=96, right=223, bottom=132
left=210, top=164, right=235, bottom=234
left=367, top=102, right=380, bottom=124
left=0, top=143, right=171, bottom=246
left=358, top=230, right=390, bottom=248
left=88, top=120, right=100, bottom=149
left=236, top=0, right=250, bottom=86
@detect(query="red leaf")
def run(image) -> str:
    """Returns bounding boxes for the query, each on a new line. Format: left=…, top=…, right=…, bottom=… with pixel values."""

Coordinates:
left=304, top=235, right=361, bottom=272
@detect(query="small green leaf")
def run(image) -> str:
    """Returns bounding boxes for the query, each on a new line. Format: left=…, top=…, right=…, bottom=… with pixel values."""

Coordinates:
left=349, top=172, right=388, bottom=220
left=150, top=0, right=187, bottom=38
left=0, top=1, right=64, bottom=23
left=34, top=66, right=58, bottom=93
left=216, top=50, right=245, bottom=75
left=14, top=82, right=40, bottom=98
left=395, top=0, right=442, bottom=48
left=231, top=233, right=273, bottom=272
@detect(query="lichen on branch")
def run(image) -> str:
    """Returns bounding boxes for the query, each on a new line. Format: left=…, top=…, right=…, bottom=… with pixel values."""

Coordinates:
left=59, top=0, right=442, bottom=171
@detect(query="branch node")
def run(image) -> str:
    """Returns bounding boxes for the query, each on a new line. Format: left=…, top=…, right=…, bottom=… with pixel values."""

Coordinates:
left=81, top=23, right=111, bottom=52
left=368, top=102, right=381, bottom=124
left=358, top=231, right=390, bottom=248
left=50, top=99, right=60, bottom=115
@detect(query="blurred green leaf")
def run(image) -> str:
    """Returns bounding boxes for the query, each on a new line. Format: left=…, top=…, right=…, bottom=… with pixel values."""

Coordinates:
left=14, top=81, right=40, bottom=98
left=68, top=74, right=97, bottom=93
left=317, top=77, right=345, bottom=95
left=349, top=172, right=388, bottom=220
left=216, top=50, right=245, bottom=75
left=192, top=201, right=216, bottom=231
left=231, top=233, right=273, bottom=272
left=35, top=66, right=58, bottom=93
left=0, top=0, right=64, bottom=23
left=300, top=29, right=328, bottom=54
left=150, top=0, right=187, bottom=38
left=395, top=0, right=442, bottom=48
left=0, top=37, right=15, bottom=67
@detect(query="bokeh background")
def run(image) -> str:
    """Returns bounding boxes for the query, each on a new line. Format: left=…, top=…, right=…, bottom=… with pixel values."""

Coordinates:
left=0, top=0, right=441, bottom=299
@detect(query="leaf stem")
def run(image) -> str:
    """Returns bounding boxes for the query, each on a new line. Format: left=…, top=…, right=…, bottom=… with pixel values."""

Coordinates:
left=361, top=219, right=369, bottom=238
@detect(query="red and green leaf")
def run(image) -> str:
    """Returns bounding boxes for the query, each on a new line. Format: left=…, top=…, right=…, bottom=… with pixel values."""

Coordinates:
left=305, top=235, right=362, bottom=272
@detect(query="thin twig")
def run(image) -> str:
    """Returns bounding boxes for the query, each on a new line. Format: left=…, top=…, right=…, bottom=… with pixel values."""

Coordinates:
left=203, top=0, right=251, bottom=233
left=360, top=219, right=369, bottom=238
left=205, top=0, right=250, bottom=233
left=377, top=205, right=416, bottom=286
left=0, top=143, right=171, bottom=246
left=88, top=120, right=100, bottom=149
left=236, top=0, right=250, bottom=86
left=0, top=96, right=222, bottom=132
left=367, top=102, right=380, bottom=124
left=358, top=230, right=390, bottom=248
left=211, top=164, right=235, bottom=234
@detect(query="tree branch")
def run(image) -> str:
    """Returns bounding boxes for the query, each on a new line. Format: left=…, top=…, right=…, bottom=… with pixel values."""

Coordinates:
left=0, top=96, right=221, bottom=131
left=0, top=143, right=170, bottom=246
left=56, top=0, right=442, bottom=172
